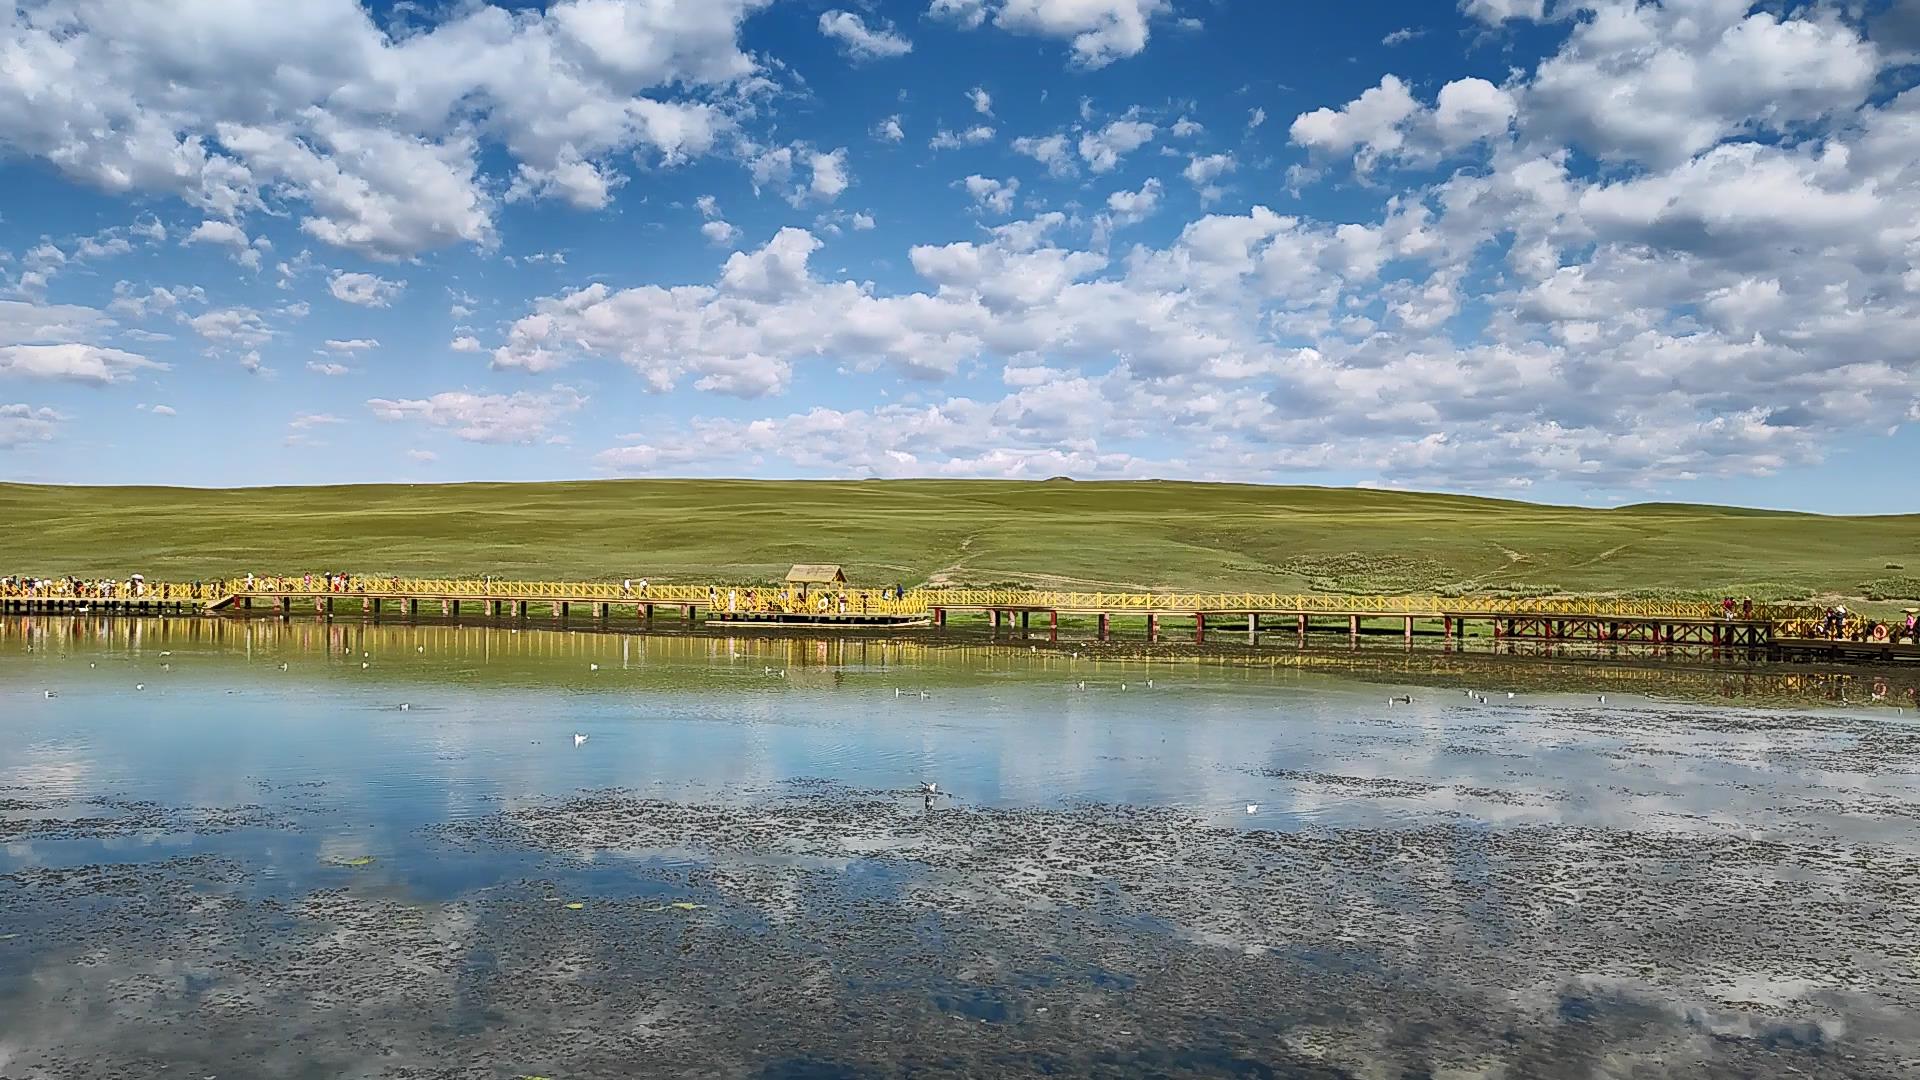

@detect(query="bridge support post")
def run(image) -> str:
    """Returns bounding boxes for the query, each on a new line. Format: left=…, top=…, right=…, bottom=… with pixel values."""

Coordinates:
left=595, top=603, right=608, bottom=622
left=1194, top=612, right=1206, bottom=644
left=449, top=600, right=460, bottom=618
left=1349, top=614, right=1359, bottom=639
left=367, top=597, right=381, bottom=618
left=989, top=609, right=1000, bottom=630
left=643, top=604, right=654, bottom=622
left=1247, top=613, right=1258, bottom=644
left=514, top=601, right=527, bottom=619
left=1050, top=609, right=1058, bottom=641
left=1099, top=612, right=1110, bottom=641
left=441, top=600, right=452, bottom=617
left=1443, top=616, right=1452, bottom=639
left=682, top=605, right=694, bottom=623
left=934, top=608, right=946, bottom=627
left=1404, top=615, right=1413, bottom=644
left=1298, top=613, right=1307, bottom=638
left=323, top=597, right=334, bottom=618
left=242, top=596, right=253, bottom=611
left=1147, top=613, right=1158, bottom=640
left=1020, top=610, right=1030, bottom=633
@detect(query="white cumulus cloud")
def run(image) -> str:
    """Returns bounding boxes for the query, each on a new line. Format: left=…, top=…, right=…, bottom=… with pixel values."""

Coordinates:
left=819, top=10, right=912, bottom=60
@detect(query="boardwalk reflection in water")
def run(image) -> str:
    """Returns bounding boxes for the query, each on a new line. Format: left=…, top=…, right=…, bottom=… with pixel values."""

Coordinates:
left=1, top=616, right=1917, bottom=1077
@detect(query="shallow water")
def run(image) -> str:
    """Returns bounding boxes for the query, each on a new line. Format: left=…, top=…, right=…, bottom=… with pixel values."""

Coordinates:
left=2, top=616, right=1918, bottom=1078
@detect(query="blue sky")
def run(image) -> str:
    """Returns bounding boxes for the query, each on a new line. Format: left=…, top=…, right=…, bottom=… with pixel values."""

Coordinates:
left=3, top=0, right=1920, bottom=512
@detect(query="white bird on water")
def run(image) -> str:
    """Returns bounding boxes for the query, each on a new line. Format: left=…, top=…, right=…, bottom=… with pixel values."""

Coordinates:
left=589, top=663, right=599, bottom=672
left=573, top=733, right=588, bottom=746
left=361, top=661, right=370, bottom=670
left=135, top=683, right=145, bottom=691
left=43, top=690, right=56, bottom=699
left=1246, top=803, right=1259, bottom=814
left=399, top=703, right=410, bottom=712
left=278, top=663, right=288, bottom=671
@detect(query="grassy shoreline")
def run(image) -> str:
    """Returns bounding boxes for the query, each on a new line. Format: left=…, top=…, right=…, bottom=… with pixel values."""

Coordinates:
left=4, top=479, right=1915, bottom=610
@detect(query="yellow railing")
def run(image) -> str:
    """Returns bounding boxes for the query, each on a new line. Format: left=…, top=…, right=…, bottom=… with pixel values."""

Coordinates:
left=913, top=588, right=1821, bottom=623
left=1, top=575, right=1836, bottom=629
left=206, top=576, right=928, bottom=618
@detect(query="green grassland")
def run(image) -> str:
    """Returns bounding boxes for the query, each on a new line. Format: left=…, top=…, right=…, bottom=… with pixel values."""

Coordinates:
left=2, top=479, right=1916, bottom=605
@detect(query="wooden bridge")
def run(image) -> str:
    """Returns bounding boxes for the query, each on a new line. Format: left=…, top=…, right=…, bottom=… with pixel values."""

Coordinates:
left=2, top=575, right=1867, bottom=653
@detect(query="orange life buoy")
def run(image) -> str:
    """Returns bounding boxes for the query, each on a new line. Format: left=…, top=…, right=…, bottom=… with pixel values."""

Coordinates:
left=1871, top=624, right=1890, bottom=642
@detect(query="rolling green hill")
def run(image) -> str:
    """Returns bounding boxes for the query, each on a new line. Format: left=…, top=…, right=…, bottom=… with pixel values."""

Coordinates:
left=2, top=479, right=1915, bottom=604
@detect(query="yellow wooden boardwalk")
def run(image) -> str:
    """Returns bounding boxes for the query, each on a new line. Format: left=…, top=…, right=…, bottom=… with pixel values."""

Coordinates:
left=2, top=574, right=1857, bottom=646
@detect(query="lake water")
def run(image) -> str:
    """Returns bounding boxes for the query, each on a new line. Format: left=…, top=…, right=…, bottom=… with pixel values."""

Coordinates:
left=3, top=616, right=1918, bottom=1078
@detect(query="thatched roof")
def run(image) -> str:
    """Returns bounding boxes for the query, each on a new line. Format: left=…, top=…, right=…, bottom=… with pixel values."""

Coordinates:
left=785, top=563, right=847, bottom=584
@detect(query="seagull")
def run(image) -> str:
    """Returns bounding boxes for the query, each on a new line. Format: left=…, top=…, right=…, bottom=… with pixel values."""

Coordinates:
left=361, top=661, right=370, bottom=670
left=1077, top=680, right=1086, bottom=691
left=417, top=645, right=425, bottom=653
left=1147, top=679, right=1154, bottom=689
left=918, top=690, right=929, bottom=699
left=589, top=663, right=599, bottom=671
left=278, top=662, right=288, bottom=671
left=1598, top=695, right=1607, bottom=704
left=43, top=690, right=56, bottom=699
left=159, top=651, right=171, bottom=657
left=399, top=703, right=410, bottom=711
left=1120, top=683, right=1128, bottom=691
left=894, top=688, right=903, bottom=698
left=920, top=781, right=938, bottom=795
left=1507, top=692, right=1515, bottom=699
left=573, top=733, right=588, bottom=746
left=135, top=683, right=145, bottom=691
left=1246, top=803, right=1259, bottom=814
left=362, top=652, right=369, bottom=659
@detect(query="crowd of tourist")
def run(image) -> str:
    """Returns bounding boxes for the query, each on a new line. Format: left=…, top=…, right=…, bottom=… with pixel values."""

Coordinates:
left=0, top=575, right=214, bottom=601
left=1814, top=604, right=1920, bottom=643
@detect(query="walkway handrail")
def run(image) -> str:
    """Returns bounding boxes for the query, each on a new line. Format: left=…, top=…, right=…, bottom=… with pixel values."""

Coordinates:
left=911, top=588, right=1822, bottom=622
left=1, top=574, right=1839, bottom=629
